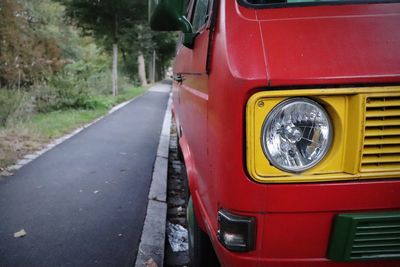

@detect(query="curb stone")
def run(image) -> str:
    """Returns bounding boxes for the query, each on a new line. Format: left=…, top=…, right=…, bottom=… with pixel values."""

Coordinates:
left=135, top=91, right=172, bottom=267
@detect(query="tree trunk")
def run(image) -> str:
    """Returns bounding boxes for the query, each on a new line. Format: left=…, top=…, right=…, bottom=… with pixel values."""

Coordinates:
left=112, top=43, right=118, bottom=96
left=120, top=45, right=127, bottom=65
left=151, top=50, right=156, bottom=83
left=138, top=52, right=147, bottom=86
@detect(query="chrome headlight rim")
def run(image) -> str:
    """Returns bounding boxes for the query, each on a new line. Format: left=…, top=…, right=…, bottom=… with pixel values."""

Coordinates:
left=261, top=97, right=333, bottom=173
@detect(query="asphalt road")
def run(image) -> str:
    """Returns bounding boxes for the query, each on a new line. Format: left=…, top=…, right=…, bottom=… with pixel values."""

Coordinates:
left=0, top=84, right=170, bottom=267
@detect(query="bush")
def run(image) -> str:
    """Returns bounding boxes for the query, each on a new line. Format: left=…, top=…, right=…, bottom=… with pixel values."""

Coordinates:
left=34, top=71, right=94, bottom=112
left=33, top=83, right=59, bottom=113
left=0, top=89, right=33, bottom=127
left=51, top=74, right=91, bottom=110
left=0, top=90, right=17, bottom=126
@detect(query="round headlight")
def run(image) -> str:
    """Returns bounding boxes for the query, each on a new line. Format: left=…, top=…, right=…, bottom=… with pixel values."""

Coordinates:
left=261, top=98, right=332, bottom=173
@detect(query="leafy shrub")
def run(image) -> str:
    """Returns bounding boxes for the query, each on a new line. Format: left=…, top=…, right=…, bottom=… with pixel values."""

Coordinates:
left=7, top=93, right=35, bottom=124
left=50, top=74, right=91, bottom=110
left=34, top=68, right=95, bottom=112
left=0, top=90, right=24, bottom=127
left=32, top=84, right=59, bottom=113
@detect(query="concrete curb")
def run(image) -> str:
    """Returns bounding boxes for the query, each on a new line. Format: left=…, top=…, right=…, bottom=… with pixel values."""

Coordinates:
left=135, top=93, right=172, bottom=267
left=1, top=93, right=145, bottom=176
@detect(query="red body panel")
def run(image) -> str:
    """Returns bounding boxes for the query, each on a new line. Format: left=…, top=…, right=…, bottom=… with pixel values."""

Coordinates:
left=172, top=0, right=400, bottom=266
left=256, top=4, right=400, bottom=86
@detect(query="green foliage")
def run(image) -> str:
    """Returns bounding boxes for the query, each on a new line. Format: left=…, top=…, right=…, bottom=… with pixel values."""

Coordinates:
left=44, top=76, right=91, bottom=111
left=0, top=0, right=66, bottom=87
left=0, top=88, right=36, bottom=127
left=58, top=0, right=147, bottom=44
left=58, top=0, right=177, bottom=82
left=0, top=0, right=177, bottom=90
left=0, top=0, right=174, bottom=124
left=0, top=90, right=23, bottom=126
left=34, top=64, right=103, bottom=112
left=33, top=56, right=137, bottom=112
left=152, top=31, right=178, bottom=72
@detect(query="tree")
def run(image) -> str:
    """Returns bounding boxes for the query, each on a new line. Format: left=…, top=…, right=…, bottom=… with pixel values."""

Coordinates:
left=59, top=0, right=147, bottom=94
left=152, top=31, right=178, bottom=79
left=0, top=0, right=64, bottom=88
left=119, top=23, right=177, bottom=83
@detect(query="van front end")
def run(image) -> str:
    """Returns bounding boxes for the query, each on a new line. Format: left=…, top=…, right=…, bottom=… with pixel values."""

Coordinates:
left=205, top=85, right=400, bottom=266
left=203, top=1, right=400, bottom=266
left=203, top=85, right=400, bottom=266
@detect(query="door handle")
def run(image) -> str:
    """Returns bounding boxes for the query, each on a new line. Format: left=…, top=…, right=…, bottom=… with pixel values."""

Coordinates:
left=173, top=74, right=184, bottom=83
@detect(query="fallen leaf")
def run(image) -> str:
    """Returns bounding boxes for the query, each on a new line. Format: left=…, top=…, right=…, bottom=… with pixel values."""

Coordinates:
left=144, top=258, right=158, bottom=267
left=14, top=229, right=27, bottom=238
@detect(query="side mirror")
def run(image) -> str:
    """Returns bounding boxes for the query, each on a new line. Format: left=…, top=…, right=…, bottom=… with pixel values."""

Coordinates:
left=149, top=0, right=196, bottom=48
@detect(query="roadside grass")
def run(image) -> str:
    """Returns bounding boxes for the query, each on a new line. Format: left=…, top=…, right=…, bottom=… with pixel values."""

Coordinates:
left=115, top=86, right=147, bottom=103
left=30, top=109, right=108, bottom=139
left=0, top=86, right=146, bottom=170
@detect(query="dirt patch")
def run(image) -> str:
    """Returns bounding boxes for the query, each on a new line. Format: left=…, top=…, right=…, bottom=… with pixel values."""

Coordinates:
left=0, top=125, right=44, bottom=170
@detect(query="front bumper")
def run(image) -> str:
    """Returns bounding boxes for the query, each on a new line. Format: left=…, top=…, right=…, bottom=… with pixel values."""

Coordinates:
left=212, top=210, right=400, bottom=267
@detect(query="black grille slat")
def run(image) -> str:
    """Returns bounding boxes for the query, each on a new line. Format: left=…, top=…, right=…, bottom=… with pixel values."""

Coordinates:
left=350, top=219, right=400, bottom=259
left=354, top=236, right=400, bottom=242
left=351, top=252, right=400, bottom=259
left=352, top=248, right=400, bottom=254
left=355, top=230, right=400, bottom=236
left=353, top=242, right=400, bottom=248
left=357, top=224, right=400, bottom=230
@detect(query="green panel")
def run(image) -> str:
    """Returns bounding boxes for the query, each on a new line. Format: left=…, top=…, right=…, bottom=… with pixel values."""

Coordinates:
left=328, top=211, right=400, bottom=261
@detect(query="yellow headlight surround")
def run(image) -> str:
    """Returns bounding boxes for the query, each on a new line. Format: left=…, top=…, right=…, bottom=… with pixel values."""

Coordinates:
left=246, top=87, right=400, bottom=183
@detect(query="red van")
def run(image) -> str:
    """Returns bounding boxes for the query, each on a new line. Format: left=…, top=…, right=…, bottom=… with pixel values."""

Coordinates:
left=150, top=0, right=400, bottom=266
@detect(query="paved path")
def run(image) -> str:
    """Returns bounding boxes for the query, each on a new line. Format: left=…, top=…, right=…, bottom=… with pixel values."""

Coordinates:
left=0, top=84, right=170, bottom=267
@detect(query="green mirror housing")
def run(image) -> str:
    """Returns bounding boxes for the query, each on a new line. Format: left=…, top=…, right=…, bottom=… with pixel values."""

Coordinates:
left=149, top=0, right=196, bottom=48
left=149, top=0, right=192, bottom=33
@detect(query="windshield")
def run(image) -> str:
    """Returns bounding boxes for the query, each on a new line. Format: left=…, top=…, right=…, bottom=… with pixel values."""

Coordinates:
left=239, top=0, right=397, bottom=7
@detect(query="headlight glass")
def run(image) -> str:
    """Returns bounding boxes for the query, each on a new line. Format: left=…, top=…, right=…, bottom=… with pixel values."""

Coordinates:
left=261, top=98, right=332, bottom=173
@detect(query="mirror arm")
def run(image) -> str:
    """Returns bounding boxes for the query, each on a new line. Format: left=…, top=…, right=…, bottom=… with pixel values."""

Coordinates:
left=178, top=16, right=197, bottom=49
left=178, top=16, right=193, bottom=33
left=149, top=0, right=197, bottom=49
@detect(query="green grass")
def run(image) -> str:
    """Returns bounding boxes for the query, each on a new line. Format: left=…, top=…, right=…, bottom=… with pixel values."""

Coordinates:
left=30, top=109, right=108, bottom=139
left=0, top=86, right=146, bottom=170
left=116, top=86, right=147, bottom=103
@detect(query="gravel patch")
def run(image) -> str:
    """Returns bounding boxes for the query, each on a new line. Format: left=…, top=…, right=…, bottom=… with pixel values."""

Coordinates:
left=164, top=121, right=189, bottom=267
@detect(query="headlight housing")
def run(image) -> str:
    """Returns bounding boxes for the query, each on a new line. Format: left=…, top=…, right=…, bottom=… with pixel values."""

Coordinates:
left=261, top=98, right=333, bottom=173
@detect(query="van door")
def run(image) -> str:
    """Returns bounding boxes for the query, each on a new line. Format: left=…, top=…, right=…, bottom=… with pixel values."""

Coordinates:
left=173, top=0, right=211, bottom=205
